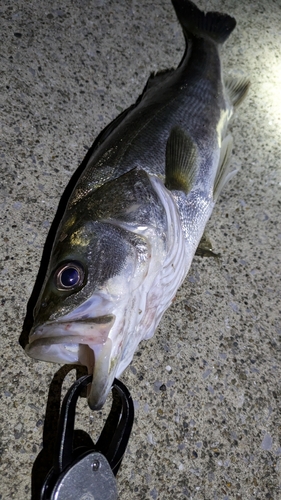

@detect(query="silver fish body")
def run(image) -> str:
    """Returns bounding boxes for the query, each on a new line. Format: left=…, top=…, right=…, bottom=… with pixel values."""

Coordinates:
left=25, top=0, right=249, bottom=409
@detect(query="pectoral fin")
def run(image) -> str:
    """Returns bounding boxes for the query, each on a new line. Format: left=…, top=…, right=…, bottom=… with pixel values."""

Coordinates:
left=165, top=126, right=198, bottom=193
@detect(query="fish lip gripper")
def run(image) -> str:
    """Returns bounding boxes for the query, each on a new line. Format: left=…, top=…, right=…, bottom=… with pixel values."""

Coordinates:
left=39, top=374, right=134, bottom=500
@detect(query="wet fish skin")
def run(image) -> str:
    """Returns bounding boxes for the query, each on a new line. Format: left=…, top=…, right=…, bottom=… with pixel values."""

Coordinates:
left=25, top=0, right=249, bottom=409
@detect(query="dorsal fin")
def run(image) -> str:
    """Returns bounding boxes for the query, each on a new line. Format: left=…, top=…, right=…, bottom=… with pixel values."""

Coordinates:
left=225, top=77, right=250, bottom=108
left=165, top=126, right=198, bottom=193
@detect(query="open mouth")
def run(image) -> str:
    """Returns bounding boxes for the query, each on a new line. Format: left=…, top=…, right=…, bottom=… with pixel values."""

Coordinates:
left=25, top=315, right=116, bottom=410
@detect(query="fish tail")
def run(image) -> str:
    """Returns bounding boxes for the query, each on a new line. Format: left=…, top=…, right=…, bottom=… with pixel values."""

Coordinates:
left=172, top=0, right=236, bottom=44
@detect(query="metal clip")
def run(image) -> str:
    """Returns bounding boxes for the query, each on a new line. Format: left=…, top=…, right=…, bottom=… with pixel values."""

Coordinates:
left=41, top=375, right=134, bottom=500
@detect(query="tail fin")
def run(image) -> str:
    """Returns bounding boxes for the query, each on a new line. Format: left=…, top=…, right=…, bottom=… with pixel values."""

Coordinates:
left=172, top=0, right=236, bottom=44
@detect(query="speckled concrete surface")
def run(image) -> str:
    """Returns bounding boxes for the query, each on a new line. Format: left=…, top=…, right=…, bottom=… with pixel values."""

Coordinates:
left=1, top=0, right=281, bottom=499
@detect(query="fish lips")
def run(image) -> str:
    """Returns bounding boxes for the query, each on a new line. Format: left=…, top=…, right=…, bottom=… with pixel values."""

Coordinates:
left=26, top=315, right=117, bottom=410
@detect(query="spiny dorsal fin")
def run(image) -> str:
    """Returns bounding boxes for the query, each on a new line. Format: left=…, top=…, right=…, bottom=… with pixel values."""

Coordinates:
left=165, top=126, right=198, bottom=193
left=213, top=134, right=236, bottom=202
left=172, top=0, right=236, bottom=44
left=143, top=69, right=174, bottom=94
left=225, top=77, right=251, bottom=108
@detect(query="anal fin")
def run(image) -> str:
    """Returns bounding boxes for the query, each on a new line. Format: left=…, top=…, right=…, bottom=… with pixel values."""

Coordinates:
left=225, top=76, right=250, bottom=108
left=165, top=126, right=198, bottom=193
left=213, top=134, right=236, bottom=202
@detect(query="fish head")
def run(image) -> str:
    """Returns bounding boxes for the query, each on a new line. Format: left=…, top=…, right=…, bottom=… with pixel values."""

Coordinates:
left=26, top=214, right=150, bottom=410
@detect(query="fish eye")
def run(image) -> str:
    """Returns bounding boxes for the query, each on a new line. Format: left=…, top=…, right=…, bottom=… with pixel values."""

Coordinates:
left=55, top=262, right=85, bottom=291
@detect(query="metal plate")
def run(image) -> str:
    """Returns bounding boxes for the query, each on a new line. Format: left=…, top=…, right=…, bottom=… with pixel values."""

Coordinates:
left=51, top=452, right=118, bottom=500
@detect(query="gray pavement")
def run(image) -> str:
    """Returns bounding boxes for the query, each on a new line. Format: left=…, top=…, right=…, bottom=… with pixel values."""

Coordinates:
left=1, top=0, right=281, bottom=498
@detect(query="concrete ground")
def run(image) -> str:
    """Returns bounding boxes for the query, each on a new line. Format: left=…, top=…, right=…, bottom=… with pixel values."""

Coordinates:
left=1, top=0, right=281, bottom=498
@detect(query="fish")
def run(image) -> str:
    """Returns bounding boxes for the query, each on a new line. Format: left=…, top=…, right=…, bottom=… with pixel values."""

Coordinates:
left=25, top=0, right=250, bottom=410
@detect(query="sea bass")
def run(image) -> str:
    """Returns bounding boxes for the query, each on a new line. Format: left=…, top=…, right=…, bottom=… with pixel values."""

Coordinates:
left=25, top=0, right=249, bottom=409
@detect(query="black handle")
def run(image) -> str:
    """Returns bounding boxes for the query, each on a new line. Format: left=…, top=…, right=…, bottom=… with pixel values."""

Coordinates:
left=40, top=374, right=134, bottom=499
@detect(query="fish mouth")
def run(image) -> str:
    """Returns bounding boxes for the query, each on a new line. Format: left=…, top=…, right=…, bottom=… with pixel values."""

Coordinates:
left=25, top=315, right=117, bottom=410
